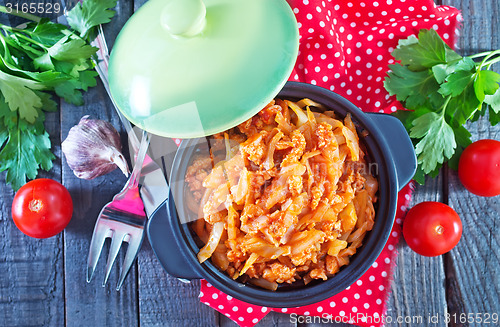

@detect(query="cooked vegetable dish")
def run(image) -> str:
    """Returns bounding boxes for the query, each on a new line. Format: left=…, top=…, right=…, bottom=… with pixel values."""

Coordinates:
left=185, top=98, right=378, bottom=290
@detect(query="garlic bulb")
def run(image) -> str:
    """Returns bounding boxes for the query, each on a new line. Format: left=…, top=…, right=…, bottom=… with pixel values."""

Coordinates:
left=62, top=116, right=130, bottom=179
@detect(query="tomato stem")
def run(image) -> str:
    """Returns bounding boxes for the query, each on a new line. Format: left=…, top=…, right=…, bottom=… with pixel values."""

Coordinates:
left=29, top=199, right=43, bottom=212
left=435, top=225, right=444, bottom=235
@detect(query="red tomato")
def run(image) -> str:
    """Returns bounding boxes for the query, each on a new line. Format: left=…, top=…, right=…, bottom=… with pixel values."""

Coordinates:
left=12, top=179, right=73, bottom=239
left=403, top=202, right=462, bottom=257
left=458, top=139, right=500, bottom=197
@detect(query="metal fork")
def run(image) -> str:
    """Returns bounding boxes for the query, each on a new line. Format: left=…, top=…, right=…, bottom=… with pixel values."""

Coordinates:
left=87, top=130, right=151, bottom=290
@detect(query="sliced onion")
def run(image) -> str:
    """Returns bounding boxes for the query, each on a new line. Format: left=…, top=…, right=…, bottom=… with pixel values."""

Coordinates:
left=197, top=222, right=224, bottom=263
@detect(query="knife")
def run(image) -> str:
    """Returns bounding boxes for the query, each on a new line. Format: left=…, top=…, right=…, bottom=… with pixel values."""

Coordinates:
left=91, top=26, right=170, bottom=216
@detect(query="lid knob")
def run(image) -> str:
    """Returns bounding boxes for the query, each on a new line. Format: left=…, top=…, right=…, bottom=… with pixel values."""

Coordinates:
left=161, top=0, right=206, bottom=37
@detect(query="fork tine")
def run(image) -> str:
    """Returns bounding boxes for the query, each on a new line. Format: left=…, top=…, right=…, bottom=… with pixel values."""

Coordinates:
left=87, top=225, right=110, bottom=283
left=102, top=231, right=127, bottom=287
left=116, top=234, right=144, bottom=291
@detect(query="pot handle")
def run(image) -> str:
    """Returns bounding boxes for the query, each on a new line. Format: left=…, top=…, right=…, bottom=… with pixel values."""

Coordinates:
left=147, top=199, right=201, bottom=280
left=366, top=113, right=417, bottom=191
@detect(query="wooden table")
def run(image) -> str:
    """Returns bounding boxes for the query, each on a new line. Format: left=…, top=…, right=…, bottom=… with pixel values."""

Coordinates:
left=1, top=1, right=498, bottom=326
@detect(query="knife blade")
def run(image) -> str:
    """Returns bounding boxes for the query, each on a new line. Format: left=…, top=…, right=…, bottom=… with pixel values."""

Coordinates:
left=91, top=26, right=169, bottom=216
left=130, top=128, right=178, bottom=216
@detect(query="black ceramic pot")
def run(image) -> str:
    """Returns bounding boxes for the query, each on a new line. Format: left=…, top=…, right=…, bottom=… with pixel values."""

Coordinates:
left=147, top=82, right=417, bottom=307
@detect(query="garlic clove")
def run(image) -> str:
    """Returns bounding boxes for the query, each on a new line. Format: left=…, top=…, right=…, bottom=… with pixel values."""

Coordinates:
left=62, top=115, right=130, bottom=180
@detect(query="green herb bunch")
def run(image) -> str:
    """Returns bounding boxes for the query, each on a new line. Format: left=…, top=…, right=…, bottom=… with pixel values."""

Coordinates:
left=0, top=0, right=117, bottom=190
left=384, top=29, right=500, bottom=184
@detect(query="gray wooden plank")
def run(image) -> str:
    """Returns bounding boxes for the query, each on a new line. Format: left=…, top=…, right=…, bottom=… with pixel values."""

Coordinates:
left=443, top=1, right=500, bottom=326
left=378, top=182, right=458, bottom=319
left=445, top=122, right=500, bottom=327
left=137, top=135, right=218, bottom=326
left=129, top=0, right=219, bottom=325
left=103, top=0, right=134, bottom=50
left=386, top=177, right=448, bottom=327
left=137, top=243, right=218, bottom=327
left=135, top=141, right=218, bottom=321
left=60, top=1, right=139, bottom=326
left=384, top=1, right=500, bottom=326
left=0, top=110, right=65, bottom=327
left=0, top=1, right=66, bottom=325
left=61, top=80, right=140, bottom=327
left=446, top=0, right=500, bottom=55
left=61, top=83, right=140, bottom=326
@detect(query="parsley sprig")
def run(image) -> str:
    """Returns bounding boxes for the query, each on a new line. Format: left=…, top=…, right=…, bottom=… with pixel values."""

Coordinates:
left=384, top=29, right=500, bottom=184
left=0, top=0, right=116, bottom=190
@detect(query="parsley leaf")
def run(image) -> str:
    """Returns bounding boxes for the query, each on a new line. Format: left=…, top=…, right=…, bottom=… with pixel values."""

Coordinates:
left=0, top=98, right=54, bottom=190
left=67, top=0, right=117, bottom=39
left=384, top=64, right=439, bottom=109
left=48, top=36, right=97, bottom=64
left=410, top=112, right=456, bottom=173
left=484, top=88, right=500, bottom=113
left=391, top=29, right=461, bottom=71
left=433, top=57, right=476, bottom=85
left=28, top=20, right=68, bottom=46
left=455, top=57, right=476, bottom=71
left=385, top=29, right=500, bottom=183
left=36, top=90, right=57, bottom=112
left=33, top=53, right=55, bottom=71
left=473, top=70, right=500, bottom=102
left=447, top=83, right=480, bottom=125
left=54, top=79, right=84, bottom=105
left=78, top=70, right=98, bottom=91
left=447, top=124, right=472, bottom=170
left=0, top=0, right=117, bottom=189
left=489, top=107, right=500, bottom=125
left=439, top=70, right=474, bottom=97
left=0, top=70, right=44, bottom=123
left=0, top=122, right=55, bottom=190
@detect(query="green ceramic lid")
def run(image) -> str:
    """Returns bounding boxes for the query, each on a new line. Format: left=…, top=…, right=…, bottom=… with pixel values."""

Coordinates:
left=108, top=0, right=299, bottom=138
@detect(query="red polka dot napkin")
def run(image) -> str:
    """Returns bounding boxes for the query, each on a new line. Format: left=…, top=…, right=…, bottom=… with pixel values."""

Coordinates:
left=199, top=1, right=461, bottom=326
